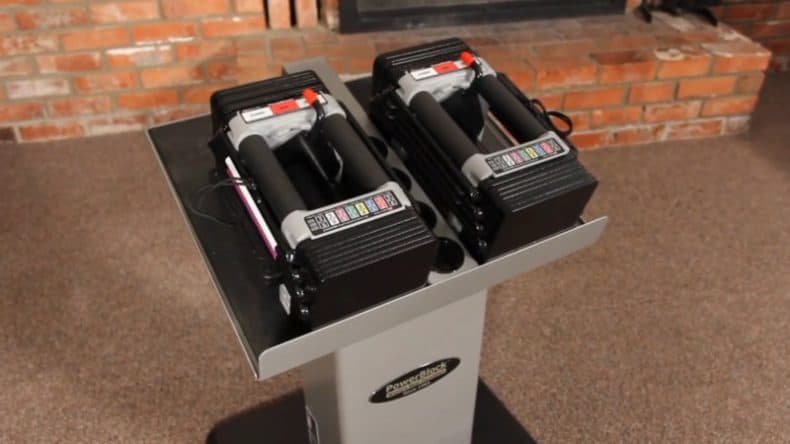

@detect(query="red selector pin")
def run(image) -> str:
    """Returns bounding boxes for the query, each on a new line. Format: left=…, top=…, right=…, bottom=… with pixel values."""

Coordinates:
left=303, top=88, right=319, bottom=106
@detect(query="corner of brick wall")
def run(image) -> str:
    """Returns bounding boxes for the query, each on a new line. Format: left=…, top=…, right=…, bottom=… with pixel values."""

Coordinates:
left=715, top=0, right=790, bottom=71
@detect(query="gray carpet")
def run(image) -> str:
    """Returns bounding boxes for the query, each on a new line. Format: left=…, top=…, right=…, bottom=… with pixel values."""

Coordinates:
left=0, top=74, right=788, bottom=443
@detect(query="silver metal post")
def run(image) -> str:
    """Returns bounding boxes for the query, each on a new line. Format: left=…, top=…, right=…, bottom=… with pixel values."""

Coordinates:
left=301, top=291, right=487, bottom=444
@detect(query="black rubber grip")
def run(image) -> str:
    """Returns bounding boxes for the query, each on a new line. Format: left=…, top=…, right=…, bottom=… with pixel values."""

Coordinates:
left=238, top=134, right=306, bottom=221
left=320, top=114, right=389, bottom=191
left=410, top=91, right=480, bottom=168
left=476, top=75, right=547, bottom=143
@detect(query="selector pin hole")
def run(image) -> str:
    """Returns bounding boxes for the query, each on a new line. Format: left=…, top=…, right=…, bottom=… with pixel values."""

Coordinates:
left=392, top=168, right=412, bottom=191
left=433, top=237, right=465, bottom=274
left=414, top=201, right=437, bottom=230
left=369, top=136, right=389, bottom=158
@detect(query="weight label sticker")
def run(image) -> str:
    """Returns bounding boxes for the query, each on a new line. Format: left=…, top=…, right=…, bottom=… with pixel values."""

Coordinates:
left=303, top=190, right=403, bottom=236
left=241, top=95, right=327, bottom=123
left=485, top=134, right=569, bottom=177
left=409, top=59, right=466, bottom=80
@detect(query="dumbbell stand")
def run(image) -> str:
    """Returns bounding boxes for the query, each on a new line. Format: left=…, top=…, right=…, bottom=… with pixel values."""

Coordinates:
left=146, top=57, right=607, bottom=443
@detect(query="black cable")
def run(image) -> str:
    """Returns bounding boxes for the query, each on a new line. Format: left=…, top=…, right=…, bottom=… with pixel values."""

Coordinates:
left=527, top=98, right=574, bottom=139
left=187, top=177, right=252, bottom=227
left=188, top=175, right=286, bottom=282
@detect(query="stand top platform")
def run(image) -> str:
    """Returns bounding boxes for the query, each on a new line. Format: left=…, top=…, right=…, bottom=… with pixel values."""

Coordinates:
left=147, top=59, right=608, bottom=380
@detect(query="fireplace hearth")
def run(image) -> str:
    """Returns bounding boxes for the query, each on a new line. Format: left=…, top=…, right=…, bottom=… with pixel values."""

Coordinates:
left=338, top=0, right=628, bottom=33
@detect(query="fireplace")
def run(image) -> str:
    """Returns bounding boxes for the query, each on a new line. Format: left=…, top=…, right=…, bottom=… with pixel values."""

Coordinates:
left=338, top=0, right=628, bottom=33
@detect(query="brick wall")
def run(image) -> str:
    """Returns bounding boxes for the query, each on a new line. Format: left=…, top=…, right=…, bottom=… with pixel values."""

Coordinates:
left=0, top=0, right=318, bottom=143
left=715, top=0, right=790, bottom=71
left=0, top=1, right=773, bottom=146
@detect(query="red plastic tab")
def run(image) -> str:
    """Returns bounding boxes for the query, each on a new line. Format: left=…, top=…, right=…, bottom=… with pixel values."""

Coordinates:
left=460, top=51, right=477, bottom=67
left=303, top=88, right=319, bottom=106
left=271, top=99, right=299, bottom=115
left=433, top=61, right=459, bottom=74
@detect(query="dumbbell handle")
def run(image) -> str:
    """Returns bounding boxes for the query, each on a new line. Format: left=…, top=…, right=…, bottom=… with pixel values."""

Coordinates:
left=476, top=75, right=547, bottom=143
left=238, top=134, right=307, bottom=222
left=409, top=91, right=480, bottom=168
left=319, top=114, right=390, bottom=191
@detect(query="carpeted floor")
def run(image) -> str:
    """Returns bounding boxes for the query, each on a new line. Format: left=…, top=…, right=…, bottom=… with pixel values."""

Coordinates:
left=1, top=73, right=788, bottom=443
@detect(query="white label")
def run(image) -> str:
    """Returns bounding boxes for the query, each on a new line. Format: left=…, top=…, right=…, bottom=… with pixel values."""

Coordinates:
left=410, top=67, right=438, bottom=80
left=240, top=106, right=274, bottom=122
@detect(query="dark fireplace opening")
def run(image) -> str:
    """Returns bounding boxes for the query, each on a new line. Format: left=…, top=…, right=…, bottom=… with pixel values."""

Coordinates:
left=339, top=0, right=628, bottom=33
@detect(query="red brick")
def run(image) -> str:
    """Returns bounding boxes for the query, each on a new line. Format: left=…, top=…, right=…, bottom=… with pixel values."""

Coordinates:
left=677, top=76, right=736, bottom=99
left=569, top=130, right=609, bottom=149
left=563, top=111, right=590, bottom=132
left=268, top=0, right=291, bottom=29
left=597, top=35, right=659, bottom=51
left=162, top=0, right=228, bottom=17
left=703, top=42, right=772, bottom=73
left=701, top=96, right=759, bottom=116
left=591, top=106, right=642, bottom=128
left=175, top=40, right=236, bottom=60
left=713, top=53, right=772, bottom=73
left=19, top=122, right=85, bottom=142
left=106, top=45, right=173, bottom=67
left=736, top=73, right=766, bottom=94
left=6, top=78, right=69, bottom=99
left=722, top=3, right=776, bottom=21
left=750, top=21, right=790, bottom=39
left=763, top=38, right=790, bottom=55
left=0, top=12, right=16, bottom=32
left=779, top=2, right=790, bottom=20
left=564, top=87, right=626, bottom=110
left=654, top=48, right=712, bottom=79
left=610, top=125, right=665, bottom=146
left=533, top=40, right=598, bottom=59
left=132, top=22, right=197, bottom=43
left=345, top=56, right=371, bottom=74
left=492, top=61, right=534, bottom=90
left=0, top=102, right=45, bottom=123
left=235, top=0, right=264, bottom=13
left=270, top=36, right=305, bottom=59
left=61, top=27, right=129, bottom=51
left=201, top=16, right=265, bottom=37
left=184, top=83, right=233, bottom=104
left=48, top=96, right=112, bottom=117
left=140, top=65, right=202, bottom=87
left=0, top=0, right=41, bottom=5
left=527, top=93, right=561, bottom=110
left=0, top=35, right=58, bottom=56
left=295, top=0, right=317, bottom=27
left=37, top=53, right=102, bottom=73
left=665, top=119, right=723, bottom=140
left=644, top=101, right=701, bottom=123
left=629, top=81, right=675, bottom=104
left=87, top=114, right=148, bottom=136
left=204, top=60, right=237, bottom=80
left=0, top=57, right=35, bottom=77
left=118, top=90, right=180, bottom=109
left=74, top=72, right=138, bottom=92
left=16, top=8, right=88, bottom=29
left=89, top=1, right=160, bottom=23
left=527, top=57, right=599, bottom=89
left=591, top=50, right=658, bottom=84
